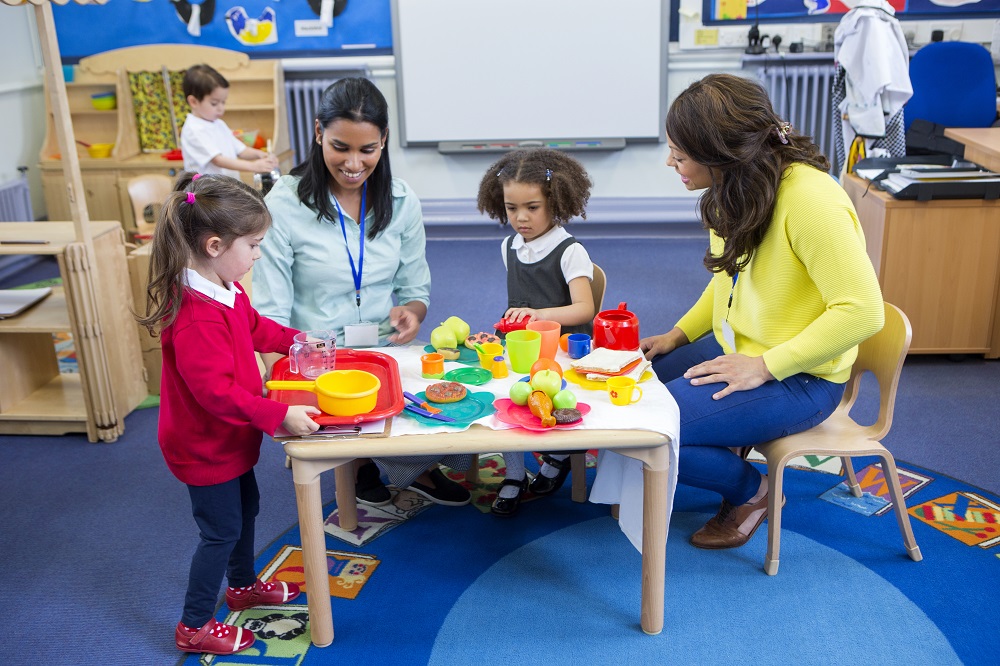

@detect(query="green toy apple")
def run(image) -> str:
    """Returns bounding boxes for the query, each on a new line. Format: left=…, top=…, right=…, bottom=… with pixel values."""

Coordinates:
left=430, top=325, right=458, bottom=350
left=509, top=381, right=533, bottom=406
left=530, top=369, right=562, bottom=398
left=441, top=316, right=471, bottom=343
left=552, top=389, right=577, bottom=410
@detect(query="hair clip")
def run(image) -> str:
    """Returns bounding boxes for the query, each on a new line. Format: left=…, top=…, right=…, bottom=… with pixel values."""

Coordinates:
left=775, top=122, right=791, bottom=145
left=186, top=192, right=196, bottom=204
left=545, top=168, right=552, bottom=182
left=192, top=173, right=202, bottom=181
left=496, top=167, right=504, bottom=177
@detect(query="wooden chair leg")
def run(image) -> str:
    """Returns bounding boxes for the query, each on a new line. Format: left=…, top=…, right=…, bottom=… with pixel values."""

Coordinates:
left=878, top=454, right=923, bottom=562
left=842, top=456, right=862, bottom=497
left=570, top=452, right=587, bottom=503
left=465, top=455, right=480, bottom=485
left=764, top=459, right=787, bottom=576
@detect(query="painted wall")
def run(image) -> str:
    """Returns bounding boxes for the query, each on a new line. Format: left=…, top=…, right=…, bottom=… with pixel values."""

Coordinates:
left=0, top=5, right=46, bottom=220
left=0, top=8, right=997, bottom=220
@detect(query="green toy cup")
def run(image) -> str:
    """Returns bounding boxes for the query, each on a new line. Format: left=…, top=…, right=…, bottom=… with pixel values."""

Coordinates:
left=505, top=329, right=542, bottom=374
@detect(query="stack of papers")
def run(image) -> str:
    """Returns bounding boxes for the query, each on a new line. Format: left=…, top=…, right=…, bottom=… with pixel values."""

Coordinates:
left=0, top=287, right=52, bottom=319
left=882, top=168, right=1000, bottom=194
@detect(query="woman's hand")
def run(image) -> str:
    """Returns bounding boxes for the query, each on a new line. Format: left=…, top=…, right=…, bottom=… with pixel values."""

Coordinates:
left=282, top=405, right=321, bottom=436
left=387, top=305, right=421, bottom=344
left=504, top=307, right=539, bottom=324
left=640, top=327, right=689, bottom=361
left=684, top=353, right=774, bottom=400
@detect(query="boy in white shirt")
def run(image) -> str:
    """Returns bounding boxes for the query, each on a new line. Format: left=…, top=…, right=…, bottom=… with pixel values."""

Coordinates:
left=180, top=64, right=279, bottom=178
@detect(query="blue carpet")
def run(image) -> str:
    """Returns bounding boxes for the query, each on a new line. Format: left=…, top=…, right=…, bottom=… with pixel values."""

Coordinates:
left=180, top=459, right=998, bottom=666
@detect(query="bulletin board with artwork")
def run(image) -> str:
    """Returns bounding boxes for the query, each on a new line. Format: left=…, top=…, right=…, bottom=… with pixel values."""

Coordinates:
left=52, top=0, right=392, bottom=61
left=705, top=0, right=1000, bottom=24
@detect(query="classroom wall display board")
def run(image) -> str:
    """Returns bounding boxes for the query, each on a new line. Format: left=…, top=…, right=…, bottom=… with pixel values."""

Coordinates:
left=704, top=0, right=1000, bottom=24
left=392, top=0, right=668, bottom=152
left=51, top=0, right=392, bottom=61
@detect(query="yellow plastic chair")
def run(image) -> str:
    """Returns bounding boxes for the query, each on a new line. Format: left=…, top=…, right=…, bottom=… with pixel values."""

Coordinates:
left=126, top=174, right=173, bottom=242
left=754, top=302, right=923, bottom=575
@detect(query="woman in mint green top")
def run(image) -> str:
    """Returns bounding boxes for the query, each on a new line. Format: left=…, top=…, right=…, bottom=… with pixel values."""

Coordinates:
left=253, top=78, right=471, bottom=508
left=255, top=174, right=430, bottom=347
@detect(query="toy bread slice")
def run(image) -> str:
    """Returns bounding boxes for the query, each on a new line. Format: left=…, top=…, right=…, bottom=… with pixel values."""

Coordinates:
left=570, top=348, right=643, bottom=374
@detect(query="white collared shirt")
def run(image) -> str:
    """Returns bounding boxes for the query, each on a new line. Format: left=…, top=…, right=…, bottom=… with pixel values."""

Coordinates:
left=501, top=225, right=593, bottom=283
left=183, top=267, right=241, bottom=309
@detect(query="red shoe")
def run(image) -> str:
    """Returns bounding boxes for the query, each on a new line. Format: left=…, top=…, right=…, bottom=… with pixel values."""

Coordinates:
left=175, top=618, right=256, bottom=655
left=226, top=579, right=301, bottom=611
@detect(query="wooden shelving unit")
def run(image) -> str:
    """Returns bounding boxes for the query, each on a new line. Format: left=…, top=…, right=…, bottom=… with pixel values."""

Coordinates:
left=0, top=222, right=148, bottom=441
left=39, top=44, right=293, bottom=235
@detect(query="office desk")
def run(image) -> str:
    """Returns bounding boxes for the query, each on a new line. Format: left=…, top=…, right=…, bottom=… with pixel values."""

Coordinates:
left=281, top=347, right=677, bottom=647
left=844, top=174, right=1000, bottom=356
left=944, top=127, right=1000, bottom=173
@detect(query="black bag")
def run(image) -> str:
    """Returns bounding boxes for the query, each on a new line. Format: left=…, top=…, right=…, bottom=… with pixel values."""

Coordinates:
left=905, top=118, right=967, bottom=158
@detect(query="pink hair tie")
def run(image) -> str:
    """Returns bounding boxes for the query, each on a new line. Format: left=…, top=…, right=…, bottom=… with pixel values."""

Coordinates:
left=192, top=173, right=202, bottom=181
left=186, top=192, right=196, bottom=204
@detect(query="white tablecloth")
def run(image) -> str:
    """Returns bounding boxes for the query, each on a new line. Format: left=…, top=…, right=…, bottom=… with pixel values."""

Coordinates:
left=375, top=345, right=680, bottom=552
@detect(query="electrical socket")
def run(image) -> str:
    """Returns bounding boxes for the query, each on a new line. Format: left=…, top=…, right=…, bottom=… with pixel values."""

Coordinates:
left=817, top=23, right=835, bottom=52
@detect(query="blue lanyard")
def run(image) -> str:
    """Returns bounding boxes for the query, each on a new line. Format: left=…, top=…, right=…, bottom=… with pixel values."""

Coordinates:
left=333, top=182, right=366, bottom=308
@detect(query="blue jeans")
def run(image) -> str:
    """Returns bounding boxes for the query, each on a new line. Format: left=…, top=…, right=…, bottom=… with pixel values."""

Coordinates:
left=652, top=335, right=844, bottom=505
left=182, top=469, right=260, bottom=626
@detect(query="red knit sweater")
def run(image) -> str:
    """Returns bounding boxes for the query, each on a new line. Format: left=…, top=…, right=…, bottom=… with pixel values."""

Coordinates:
left=158, top=286, right=297, bottom=486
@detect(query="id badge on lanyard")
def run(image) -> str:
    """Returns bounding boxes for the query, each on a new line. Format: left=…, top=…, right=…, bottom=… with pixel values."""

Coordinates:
left=722, top=272, right=738, bottom=352
left=335, top=183, right=380, bottom=348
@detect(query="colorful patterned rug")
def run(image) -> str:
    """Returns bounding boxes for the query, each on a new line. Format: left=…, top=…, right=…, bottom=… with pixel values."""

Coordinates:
left=178, top=454, right=998, bottom=665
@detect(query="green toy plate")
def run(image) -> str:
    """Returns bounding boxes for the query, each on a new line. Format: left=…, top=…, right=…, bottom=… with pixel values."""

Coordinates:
left=443, top=367, right=493, bottom=386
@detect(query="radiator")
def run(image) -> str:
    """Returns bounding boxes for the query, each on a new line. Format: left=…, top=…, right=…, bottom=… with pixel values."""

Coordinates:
left=756, top=64, right=840, bottom=176
left=284, top=78, right=342, bottom=165
left=0, top=170, right=41, bottom=283
left=0, top=170, right=33, bottom=222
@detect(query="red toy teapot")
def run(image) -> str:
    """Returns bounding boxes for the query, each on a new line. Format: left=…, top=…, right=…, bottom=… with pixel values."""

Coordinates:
left=593, top=302, right=640, bottom=351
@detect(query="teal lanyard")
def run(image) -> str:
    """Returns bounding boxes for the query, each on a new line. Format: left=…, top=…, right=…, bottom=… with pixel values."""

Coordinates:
left=333, top=182, right=366, bottom=308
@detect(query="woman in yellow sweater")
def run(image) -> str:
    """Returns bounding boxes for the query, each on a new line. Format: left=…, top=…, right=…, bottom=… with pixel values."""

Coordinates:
left=642, top=74, right=884, bottom=550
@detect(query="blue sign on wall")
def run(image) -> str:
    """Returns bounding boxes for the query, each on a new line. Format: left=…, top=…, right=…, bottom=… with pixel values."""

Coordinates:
left=53, top=0, right=392, bottom=61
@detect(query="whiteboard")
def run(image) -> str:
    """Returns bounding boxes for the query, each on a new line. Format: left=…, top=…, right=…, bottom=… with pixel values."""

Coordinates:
left=392, top=0, right=667, bottom=146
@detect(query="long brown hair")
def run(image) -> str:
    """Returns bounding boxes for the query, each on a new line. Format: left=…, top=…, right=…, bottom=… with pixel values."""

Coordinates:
left=666, top=74, right=829, bottom=276
left=134, top=173, right=271, bottom=334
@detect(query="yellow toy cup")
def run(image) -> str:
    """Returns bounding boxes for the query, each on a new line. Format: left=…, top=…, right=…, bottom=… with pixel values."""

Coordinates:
left=505, top=329, right=541, bottom=374
left=607, top=376, right=642, bottom=406
left=476, top=342, right=504, bottom=369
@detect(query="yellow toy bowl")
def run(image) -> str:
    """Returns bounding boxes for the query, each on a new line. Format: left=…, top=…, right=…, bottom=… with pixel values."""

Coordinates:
left=266, top=369, right=380, bottom=417
left=87, top=143, right=114, bottom=159
left=90, top=93, right=117, bottom=111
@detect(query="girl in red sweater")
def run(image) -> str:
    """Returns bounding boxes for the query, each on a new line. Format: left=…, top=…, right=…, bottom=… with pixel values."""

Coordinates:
left=136, top=173, right=320, bottom=655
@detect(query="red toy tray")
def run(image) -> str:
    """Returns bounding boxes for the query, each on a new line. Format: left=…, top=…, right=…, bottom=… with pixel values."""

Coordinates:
left=267, top=349, right=405, bottom=425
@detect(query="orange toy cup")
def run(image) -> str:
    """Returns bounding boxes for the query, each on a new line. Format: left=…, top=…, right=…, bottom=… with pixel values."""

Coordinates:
left=421, top=352, right=445, bottom=379
left=526, top=320, right=561, bottom=360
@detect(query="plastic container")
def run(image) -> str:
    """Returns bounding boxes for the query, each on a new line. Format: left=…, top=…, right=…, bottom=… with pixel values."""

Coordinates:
left=90, top=92, right=117, bottom=111
left=86, top=143, right=114, bottom=158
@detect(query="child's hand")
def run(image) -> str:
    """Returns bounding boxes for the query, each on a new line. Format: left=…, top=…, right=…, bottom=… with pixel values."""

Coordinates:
left=282, top=405, right=321, bottom=436
left=504, top=307, right=538, bottom=324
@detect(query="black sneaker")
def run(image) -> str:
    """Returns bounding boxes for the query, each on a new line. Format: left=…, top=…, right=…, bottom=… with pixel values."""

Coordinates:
left=406, top=468, right=471, bottom=506
left=356, top=462, right=392, bottom=506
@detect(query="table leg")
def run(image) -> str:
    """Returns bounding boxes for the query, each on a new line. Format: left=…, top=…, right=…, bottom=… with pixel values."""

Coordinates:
left=640, top=465, right=667, bottom=635
left=334, top=463, right=358, bottom=532
left=295, top=476, right=334, bottom=647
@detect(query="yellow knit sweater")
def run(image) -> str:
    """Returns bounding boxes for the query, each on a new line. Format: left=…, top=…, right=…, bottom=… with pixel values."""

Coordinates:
left=675, top=163, right=884, bottom=383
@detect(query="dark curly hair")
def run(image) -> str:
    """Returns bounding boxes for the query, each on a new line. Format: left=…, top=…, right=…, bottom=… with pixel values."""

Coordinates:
left=476, top=148, right=592, bottom=226
left=666, top=73, right=830, bottom=276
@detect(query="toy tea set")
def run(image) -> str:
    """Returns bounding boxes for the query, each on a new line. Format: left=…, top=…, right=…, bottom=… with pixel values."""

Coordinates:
left=265, top=303, right=648, bottom=431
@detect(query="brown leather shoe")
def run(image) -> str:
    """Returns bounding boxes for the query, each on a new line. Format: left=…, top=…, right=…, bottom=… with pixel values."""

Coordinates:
left=690, top=485, right=781, bottom=550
